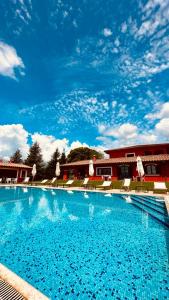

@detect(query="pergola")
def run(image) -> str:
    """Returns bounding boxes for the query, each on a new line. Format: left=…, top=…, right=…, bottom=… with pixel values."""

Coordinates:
left=0, top=161, right=32, bottom=182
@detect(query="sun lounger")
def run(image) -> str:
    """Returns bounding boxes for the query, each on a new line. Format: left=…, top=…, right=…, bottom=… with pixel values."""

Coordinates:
left=0, top=178, right=2, bottom=184
left=154, top=182, right=167, bottom=193
left=23, top=177, right=30, bottom=183
left=6, top=178, right=12, bottom=184
left=41, top=179, right=48, bottom=184
left=63, top=180, right=74, bottom=188
left=50, top=177, right=56, bottom=184
left=12, top=178, right=17, bottom=184
left=121, top=178, right=131, bottom=191
left=81, top=178, right=89, bottom=188
left=96, top=181, right=112, bottom=190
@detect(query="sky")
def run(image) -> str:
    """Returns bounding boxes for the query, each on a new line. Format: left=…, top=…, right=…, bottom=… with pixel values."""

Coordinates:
left=0, top=0, right=169, bottom=162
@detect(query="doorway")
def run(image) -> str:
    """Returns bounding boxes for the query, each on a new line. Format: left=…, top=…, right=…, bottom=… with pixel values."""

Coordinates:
left=119, top=165, right=131, bottom=179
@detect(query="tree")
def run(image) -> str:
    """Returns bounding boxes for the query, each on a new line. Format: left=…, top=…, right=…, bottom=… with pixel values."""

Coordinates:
left=45, top=148, right=60, bottom=178
left=67, top=147, right=103, bottom=163
left=25, top=142, right=45, bottom=179
left=10, top=149, right=23, bottom=163
left=59, top=152, right=66, bottom=165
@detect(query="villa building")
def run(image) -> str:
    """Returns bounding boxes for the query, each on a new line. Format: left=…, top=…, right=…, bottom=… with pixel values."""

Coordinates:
left=61, top=143, right=169, bottom=182
left=0, top=161, right=32, bottom=182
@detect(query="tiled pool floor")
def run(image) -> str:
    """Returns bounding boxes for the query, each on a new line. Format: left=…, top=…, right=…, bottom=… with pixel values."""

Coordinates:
left=0, top=187, right=168, bottom=299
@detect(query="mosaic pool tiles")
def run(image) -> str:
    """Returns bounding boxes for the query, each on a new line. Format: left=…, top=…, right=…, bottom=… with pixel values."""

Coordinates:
left=0, top=187, right=169, bottom=299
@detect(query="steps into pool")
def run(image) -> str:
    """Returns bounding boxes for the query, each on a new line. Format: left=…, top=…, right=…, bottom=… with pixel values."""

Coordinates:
left=130, top=195, right=169, bottom=228
left=0, top=279, right=25, bottom=300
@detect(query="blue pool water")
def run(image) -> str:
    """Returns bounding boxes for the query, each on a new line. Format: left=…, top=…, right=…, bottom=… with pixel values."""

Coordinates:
left=0, top=187, right=168, bottom=299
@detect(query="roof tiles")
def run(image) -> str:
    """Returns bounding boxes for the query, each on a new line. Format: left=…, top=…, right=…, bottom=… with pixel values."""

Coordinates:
left=61, top=154, right=169, bottom=167
left=0, top=162, right=32, bottom=169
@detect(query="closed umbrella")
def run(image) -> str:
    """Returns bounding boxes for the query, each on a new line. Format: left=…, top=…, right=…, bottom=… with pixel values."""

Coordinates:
left=136, top=156, right=144, bottom=178
left=55, top=162, right=60, bottom=177
left=89, top=160, right=94, bottom=177
left=32, top=164, right=36, bottom=181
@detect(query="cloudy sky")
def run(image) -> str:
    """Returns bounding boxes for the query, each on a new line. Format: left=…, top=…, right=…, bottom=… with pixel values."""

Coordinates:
left=0, top=0, right=169, bottom=161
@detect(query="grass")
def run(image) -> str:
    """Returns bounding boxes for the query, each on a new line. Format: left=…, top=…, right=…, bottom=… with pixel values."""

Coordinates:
left=28, top=179, right=169, bottom=192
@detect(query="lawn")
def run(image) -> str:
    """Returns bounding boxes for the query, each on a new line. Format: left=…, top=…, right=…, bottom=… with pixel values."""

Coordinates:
left=28, top=179, right=169, bottom=192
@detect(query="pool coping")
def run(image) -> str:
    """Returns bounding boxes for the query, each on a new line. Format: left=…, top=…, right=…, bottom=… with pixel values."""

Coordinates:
left=0, top=264, right=49, bottom=300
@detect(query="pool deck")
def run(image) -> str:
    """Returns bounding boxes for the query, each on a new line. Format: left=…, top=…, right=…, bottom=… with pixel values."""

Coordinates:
left=0, top=264, right=49, bottom=300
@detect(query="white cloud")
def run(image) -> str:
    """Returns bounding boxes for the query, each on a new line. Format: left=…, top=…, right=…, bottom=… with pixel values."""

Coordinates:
left=97, top=123, right=159, bottom=149
left=69, top=141, right=88, bottom=152
left=103, top=28, right=112, bottom=37
left=0, top=42, right=25, bottom=79
left=0, top=124, right=29, bottom=160
left=155, top=118, right=169, bottom=138
left=136, top=0, right=169, bottom=37
left=104, top=123, right=138, bottom=139
left=15, top=0, right=32, bottom=24
left=98, top=124, right=107, bottom=134
left=31, top=133, right=68, bottom=162
left=112, top=101, right=117, bottom=108
left=121, top=22, right=127, bottom=33
left=114, top=38, right=120, bottom=47
left=145, top=102, right=169, bottom=120
left=31, top=133, right=102, bottom=162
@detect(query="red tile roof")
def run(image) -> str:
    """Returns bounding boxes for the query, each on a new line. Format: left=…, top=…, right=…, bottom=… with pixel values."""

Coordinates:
left=105, top=143, right=169, bottom=153
left=61, top=154, right=169, bottom=167
left=0, top=162, right=32, bottom=169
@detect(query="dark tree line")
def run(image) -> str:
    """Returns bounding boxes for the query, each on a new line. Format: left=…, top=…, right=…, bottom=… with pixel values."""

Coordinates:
left=10, top=144, right=102, bottom=179
left=10, top=142, right=66, bottom=179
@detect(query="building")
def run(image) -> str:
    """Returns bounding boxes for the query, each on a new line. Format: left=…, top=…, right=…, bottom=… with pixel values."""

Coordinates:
left=61, top=143, right=169, bottom=182
left=0, top=161, right=32, bottom=182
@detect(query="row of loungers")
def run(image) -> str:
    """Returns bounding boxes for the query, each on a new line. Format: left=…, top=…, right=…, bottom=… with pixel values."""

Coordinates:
left=1, top=177, right=167, bottom=193
left=28, top=177, right=168, bottom=193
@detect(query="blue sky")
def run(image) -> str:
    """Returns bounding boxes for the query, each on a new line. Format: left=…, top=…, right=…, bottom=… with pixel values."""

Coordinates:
left=0, top=0, right=169, bottom=161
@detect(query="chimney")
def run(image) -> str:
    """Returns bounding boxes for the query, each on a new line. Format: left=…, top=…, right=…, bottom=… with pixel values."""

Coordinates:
left=93, top=155, right=96, bottom=162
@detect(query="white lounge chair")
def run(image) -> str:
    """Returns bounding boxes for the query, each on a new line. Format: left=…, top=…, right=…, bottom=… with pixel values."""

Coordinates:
left=23, top=177, right=30, bottom=183
left=121, top=178, right=131, bottom=191
left=51, top=177, right=56, bottom=184
left=63, top=180, right=74, bottom=187
left=96, top=181, right=112, bottom=190
left=0, top=178, right=2, bottom=184
left=82, top=178, right=89, bottom=188
left=12, top=178, right=17, bottom=184
left=6, top=178, right=12, bottom=184
left=154, top=182, right=167, bottom=193
left=41, top=179, right=48, bottom=184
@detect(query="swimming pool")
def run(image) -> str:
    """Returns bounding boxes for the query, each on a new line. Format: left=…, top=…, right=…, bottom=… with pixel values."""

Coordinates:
left=0, top=187, right=168, bottom=299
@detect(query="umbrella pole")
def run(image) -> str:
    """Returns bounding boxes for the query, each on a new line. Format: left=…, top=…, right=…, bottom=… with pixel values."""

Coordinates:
left=31, top=175, right=34, bottom=186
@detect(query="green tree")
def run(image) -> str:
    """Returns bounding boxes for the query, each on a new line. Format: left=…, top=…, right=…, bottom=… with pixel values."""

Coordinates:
left=59, top=152, right=66, bottom=165
left=10, top=149, right=23, bottom=163
left=25, top=142, right=45, bottom=179
left=45, top=148, right=60, bottom=178
left=67, top=147, right=103, bottom=163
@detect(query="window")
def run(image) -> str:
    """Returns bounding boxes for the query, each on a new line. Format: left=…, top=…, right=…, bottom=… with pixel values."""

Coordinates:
left=144, top=151, right=152, bottom=156
left=154, top=150, right=163, bottom=155
left=119, top=165, right=130, bottom=178
left=125, top=153, right=135, bottom=157
left=145, top=165, right=159, bottom=175
left=96, top=167, right=112, bottom=176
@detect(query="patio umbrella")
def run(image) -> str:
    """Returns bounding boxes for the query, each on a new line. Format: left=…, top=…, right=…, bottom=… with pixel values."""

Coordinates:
left=55, top=162, right=60, bottom=177
left=136, top=156, right=144, bottom=178
left=89, top=160, right=94, bottom=177
left=32, top=164, right=36, bottom=180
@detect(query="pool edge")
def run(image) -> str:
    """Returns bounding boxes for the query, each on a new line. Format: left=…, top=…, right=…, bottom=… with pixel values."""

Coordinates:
left=0, top=263, right=49, bottom=300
